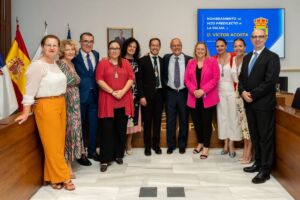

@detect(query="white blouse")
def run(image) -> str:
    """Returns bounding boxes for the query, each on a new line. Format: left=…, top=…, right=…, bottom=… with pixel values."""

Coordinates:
left=22, top=60, right=67, bottom=105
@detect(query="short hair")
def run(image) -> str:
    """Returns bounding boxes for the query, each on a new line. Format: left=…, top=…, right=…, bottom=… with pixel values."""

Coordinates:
left=121, top=37, right=141, bottom=60
left=233, top=38, right=246, bottom=47
left=194, top=42, right=210, bottom=58
left=170, top=38, right=182, bottom=47
left=215, top=37, right=227, bottom=46
left=149, top=38, right=161, bottom=47
left=80, top=32, right=94, bottom=41
left=59, top=39, right=78, bottom=59
left=41, top=34, right=60, bottom=47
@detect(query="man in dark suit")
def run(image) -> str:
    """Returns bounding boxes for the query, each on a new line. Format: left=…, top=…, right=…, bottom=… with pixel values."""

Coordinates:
left=238, top=29, right=280, bottom=184
left=73, top=32, right=100, bottom=165
left=163, top=38, right=192, bottom=154
left=138, top=38, right=164, bottom=156
left=114, top=30, right=126, bottom=48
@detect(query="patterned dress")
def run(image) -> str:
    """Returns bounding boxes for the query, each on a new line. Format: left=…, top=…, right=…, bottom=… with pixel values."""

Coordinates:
left=58, top=60, right=84, bottom=161
left=126, top=58, right=142, bottom=134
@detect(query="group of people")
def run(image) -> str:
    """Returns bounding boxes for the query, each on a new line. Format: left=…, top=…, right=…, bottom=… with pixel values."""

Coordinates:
left=15, top=28, right=280, bottom=191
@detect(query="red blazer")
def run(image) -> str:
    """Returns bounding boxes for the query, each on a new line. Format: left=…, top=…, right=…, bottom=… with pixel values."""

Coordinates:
left=184, top=57, right=220, bottom=108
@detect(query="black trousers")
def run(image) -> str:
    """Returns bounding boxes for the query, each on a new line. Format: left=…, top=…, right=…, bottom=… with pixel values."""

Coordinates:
left=245, top=107, right=275, bottom=174
left=142, top=89, right=164, bottom=149
left=190, top=98, right=215, bottom=148
left=166, top=88, right=189, bottom=149
left=99, top=108, right=127, bottom=164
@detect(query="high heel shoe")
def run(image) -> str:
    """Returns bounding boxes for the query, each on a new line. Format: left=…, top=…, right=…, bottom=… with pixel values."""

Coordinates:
left=63, top=180, right=75, bottom=191
left=51, top=183, right=63, bottom=190
left=193, top=147, right=203, bottom=154
left=220, top=149, right=229, bottom=155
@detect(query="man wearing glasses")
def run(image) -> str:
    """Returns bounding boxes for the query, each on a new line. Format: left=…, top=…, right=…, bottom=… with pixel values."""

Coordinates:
left=73, top=32, right=100, bottom=166
left=238, top=29, right=280, bottom=184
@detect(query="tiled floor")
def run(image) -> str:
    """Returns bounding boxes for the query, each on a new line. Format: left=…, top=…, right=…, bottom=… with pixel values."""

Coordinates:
left=31, top=148, right=294, bottom=200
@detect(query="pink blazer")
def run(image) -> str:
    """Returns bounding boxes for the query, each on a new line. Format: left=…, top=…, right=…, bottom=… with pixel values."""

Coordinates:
left=184, top=57, right=220, bottom=108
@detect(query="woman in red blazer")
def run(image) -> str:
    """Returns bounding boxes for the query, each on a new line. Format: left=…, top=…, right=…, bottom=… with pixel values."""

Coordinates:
left=184, top=42, right=220, bottom=159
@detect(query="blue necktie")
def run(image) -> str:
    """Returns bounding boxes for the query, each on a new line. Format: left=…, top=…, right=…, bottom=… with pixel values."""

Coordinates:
left=248, top=52, right=258, bottom=76
left=153, top=56, right=160, bottom=88
left=174, top=56, right=180, bottom=88
left=87, top=53, right=94, bottom=76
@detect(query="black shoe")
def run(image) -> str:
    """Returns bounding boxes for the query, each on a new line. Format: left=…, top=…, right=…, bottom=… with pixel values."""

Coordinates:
left=115, top=158, right=123, bottom=165
left=88, top=153, right=101, bottom=162
left=252, top=172, right=270, bottom=184
left=179, top=148, right=186, bottom=154
left=77, top=155, right=92, bottom=166
left=100, top=163, right=108, bottom=172
left=167, top=148, right=174, bottom=154
left=144, top=148, right=152, bottom=156
left=243, top=163, right=260, bottom=173
left=152, top=147, right=162, bottom=155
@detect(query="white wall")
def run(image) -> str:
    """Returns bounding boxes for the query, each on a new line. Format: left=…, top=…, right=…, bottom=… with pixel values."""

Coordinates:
left=12, top=0, right=300, bottom=92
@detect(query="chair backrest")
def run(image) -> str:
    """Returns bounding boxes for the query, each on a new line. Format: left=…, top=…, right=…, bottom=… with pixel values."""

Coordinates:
left=277, top=76, right=288, bottom=92
left=292, top=88, right=300, bottom=109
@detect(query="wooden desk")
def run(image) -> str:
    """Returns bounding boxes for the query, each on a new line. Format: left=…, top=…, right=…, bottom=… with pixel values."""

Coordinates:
left=273, top=105, right=300, bottom=200
left=0, top=114, right=43, bottom=200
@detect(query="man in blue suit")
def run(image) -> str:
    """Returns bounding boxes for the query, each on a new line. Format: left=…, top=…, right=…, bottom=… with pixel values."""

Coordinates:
left=73, top=32, right=100, bottom=166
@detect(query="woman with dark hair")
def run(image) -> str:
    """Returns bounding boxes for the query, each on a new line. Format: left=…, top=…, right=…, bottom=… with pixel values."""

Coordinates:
left=15, top=35, right=75, bottom=190
left=215, top=37, right=242, bottom=158
left=96, top=40, right=134, bottom=172
left=232, top=38, right=252, bottom=164
left=121, top=37, right=142, bottom=155
left=184, top=42, right=220, bottom=159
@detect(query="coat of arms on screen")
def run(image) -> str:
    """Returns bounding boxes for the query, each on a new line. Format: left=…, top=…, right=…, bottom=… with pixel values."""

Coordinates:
left=254, top=17, right=269, bottom=35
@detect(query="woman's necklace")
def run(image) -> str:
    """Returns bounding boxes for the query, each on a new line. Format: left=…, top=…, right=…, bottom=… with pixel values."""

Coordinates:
left=218, top=54, right=228, bottom=77
left=110, top=60, right=119, bottom=79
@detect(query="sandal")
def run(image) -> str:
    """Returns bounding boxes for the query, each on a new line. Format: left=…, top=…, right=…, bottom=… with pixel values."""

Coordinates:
left=200, top=154, right=208, bottom=159
left=220, top=149, right=229, bottom=155
left=193, top=147, right=203, bottom=154
left=63, top=180, right=75, bottom=191
left=51, top=183, right=63, bottom=190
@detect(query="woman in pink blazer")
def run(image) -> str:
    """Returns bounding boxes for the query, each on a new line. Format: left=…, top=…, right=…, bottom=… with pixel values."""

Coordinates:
left=184, top=42, right=220, bottom=159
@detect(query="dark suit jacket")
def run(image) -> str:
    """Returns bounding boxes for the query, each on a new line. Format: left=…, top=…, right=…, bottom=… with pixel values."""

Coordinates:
left=137, top=55, right=164, bottom=100
left=72, top=50, right=100, bottom=104
left=163, top=53, right=192, bottom=87
left=238, top=48, right=280, bottom=110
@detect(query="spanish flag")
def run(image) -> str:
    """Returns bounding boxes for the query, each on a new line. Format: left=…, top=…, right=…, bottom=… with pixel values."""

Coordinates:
left=5, top=24, right=31, bottom=111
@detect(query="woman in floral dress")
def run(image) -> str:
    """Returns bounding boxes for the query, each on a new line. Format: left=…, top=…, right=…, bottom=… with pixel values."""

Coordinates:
left=58, top=39, right=83, bottom=178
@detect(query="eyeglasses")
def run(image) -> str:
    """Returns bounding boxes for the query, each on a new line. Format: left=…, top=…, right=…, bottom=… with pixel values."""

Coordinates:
left=81, top=40, right=94, bottom=45
left=251, top=35, right=266, bottom=39
left=44, top=44, right=58, bottom=48
left=109, top=47, right=120, bottom=51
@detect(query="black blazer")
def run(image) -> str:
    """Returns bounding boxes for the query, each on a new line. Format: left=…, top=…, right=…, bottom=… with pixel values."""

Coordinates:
left=238, top=48, right=280, bottom=110
left=137, top=55, right=164, bottom=100
left=163, top=53, right=192, bottom=87
left=72, top=50, right=100, bottom=104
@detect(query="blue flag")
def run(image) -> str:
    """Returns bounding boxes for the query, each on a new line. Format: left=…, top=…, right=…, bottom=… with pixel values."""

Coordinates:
left=67, top=24, right=71, bottom=39
left=0, top=54, right=4, bottom=68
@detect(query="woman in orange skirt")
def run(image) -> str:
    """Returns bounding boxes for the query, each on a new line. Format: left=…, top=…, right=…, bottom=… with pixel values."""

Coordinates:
left=15, top=35, right=75, bottom=191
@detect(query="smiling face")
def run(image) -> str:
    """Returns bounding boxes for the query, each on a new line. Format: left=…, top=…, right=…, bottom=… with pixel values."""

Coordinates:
left=108, top=41, right=121, bottom=59
left=216, top=40, right=227, bottom=55
left=195, top=43, right=207, bottom=60
left=149, top=39, right=161, bottom=56
left=42, top=38, right=59, bottom=59
left=170, top=38, right=182, bottom=56
left=233, top=40, right=246, bottom=57
left=126, top=42, right=137, bottom=57
left=63, top=44, right=76, bottom=61
left=80, top=34, right=94, bottom=53
left=251, top=29, right=267, bottom=51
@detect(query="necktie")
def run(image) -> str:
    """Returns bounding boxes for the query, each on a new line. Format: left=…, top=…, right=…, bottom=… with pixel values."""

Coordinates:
left=153, top=56, right=160, bottom=87
left=174, top=56, right=180, bottom=88
left=87, top=53, right=94, bottom=76
left=248, top=52, right=258, bottom=76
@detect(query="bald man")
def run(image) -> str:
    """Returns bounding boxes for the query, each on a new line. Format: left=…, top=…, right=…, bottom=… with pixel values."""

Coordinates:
left=163, top=38, right=192, bottom=154
left=238, top=29, right=280, bottom=184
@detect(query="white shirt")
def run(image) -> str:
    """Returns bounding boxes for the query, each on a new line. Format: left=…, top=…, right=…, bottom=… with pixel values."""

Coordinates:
left=150, top=53, right=162, bottom=88
left=22, top=60, right=67, bottom=105
left=80, top=49, right=96, bottom=71
left=167, top=53, right=185, bottom=90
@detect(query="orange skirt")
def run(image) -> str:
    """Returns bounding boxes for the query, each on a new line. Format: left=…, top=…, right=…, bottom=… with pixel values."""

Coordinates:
left=34, top=96, right=70, bottom=183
